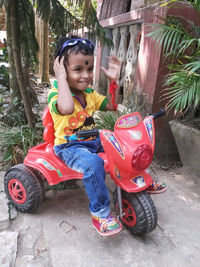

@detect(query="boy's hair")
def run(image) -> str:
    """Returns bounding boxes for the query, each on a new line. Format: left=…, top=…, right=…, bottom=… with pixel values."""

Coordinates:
left=55, top=35, right=94, bottom=63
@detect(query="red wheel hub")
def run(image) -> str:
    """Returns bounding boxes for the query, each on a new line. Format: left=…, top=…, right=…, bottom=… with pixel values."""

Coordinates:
left=117, top=199, right=137, bottom=227
left=8, top=179, right=26, bottom=204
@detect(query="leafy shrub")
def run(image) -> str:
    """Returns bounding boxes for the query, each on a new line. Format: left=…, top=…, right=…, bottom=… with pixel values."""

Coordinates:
left=0, top=121, right=43, bottom=167
left=0, top=65, right=9, bottom=88
left=147, top=1, right=200, bottom=117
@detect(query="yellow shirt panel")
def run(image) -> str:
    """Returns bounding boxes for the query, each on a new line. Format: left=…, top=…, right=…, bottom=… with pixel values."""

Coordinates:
left=48, top=82, right=107, bottom=146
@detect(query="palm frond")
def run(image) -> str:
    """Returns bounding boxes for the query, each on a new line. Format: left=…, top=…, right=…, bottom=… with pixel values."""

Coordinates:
left=161, top=0, right=200, bottom=11
left=147, top=13, right=199, bottom=58
left=194, top=80, right=200, bottom=107
left=162, top=65, right=200, bottom=112
left=34, top=0, right=51, bottom=22
left=0, top=0, right=10, bottom=7
left=176, top=38, right=198, bottom=56
left=17, top=0, right=39, bottom=61
left=0, top=121, right=43, bottom=161
left=36, top=0, right=113, bottom=48
left=94, top=111, right=119, bottom=131
left=147, top=23, right=186, bottom=57
left=184, top=61, right=200, bottom=73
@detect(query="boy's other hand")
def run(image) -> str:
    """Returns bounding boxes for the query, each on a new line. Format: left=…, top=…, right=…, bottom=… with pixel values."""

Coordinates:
left=53, top=56, right=67, bottom=79
left=101, top=55, right=121, bottom=82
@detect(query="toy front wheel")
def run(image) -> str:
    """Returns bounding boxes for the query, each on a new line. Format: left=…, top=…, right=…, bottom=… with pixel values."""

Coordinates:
left=113, top=189, right=157, bottom=235
left=4, top=164, right=44, bottom=213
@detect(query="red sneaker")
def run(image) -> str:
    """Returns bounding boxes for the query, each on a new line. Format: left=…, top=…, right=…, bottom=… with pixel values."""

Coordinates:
left=147, top=180, right=167, bottom=194
left=92, top=214, right=122, bottom=237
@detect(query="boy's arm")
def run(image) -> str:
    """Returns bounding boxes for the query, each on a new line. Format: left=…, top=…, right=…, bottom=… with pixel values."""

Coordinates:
left=53, top=57, right=74, bottom=115
left=101, top=56, right=121, bottom=111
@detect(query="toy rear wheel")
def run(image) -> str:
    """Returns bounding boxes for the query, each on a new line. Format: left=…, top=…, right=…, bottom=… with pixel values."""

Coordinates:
left=113, top=189, right=157, bottom=235
left=4, top=164, right=44, bottom=213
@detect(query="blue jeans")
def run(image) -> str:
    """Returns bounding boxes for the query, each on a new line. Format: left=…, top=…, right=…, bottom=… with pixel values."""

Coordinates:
left=54, top=136, right=111, bottom=218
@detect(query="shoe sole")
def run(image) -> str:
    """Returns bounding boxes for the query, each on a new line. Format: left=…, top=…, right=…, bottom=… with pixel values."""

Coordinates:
left=147, top=186, right=168, bottom=194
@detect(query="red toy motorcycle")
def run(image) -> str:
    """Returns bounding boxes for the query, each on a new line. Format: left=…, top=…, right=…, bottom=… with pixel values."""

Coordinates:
left=4, top=108, right=165, bottom=236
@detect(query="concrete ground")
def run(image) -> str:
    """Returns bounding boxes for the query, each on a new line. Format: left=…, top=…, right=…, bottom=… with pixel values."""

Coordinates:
left=0, top=164, right=200, bottom=267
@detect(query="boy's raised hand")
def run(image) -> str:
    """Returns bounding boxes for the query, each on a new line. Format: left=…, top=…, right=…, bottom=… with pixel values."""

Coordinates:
left=53, top=56, right=67, bottom=79
left=101, top=55, right=121, bottom=82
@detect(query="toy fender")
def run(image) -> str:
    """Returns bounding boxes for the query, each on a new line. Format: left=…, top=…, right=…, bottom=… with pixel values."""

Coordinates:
left=112, top=170, right=153, bottom=193
left=24, top=142, right=109, bottom=185
left=24, top=143, right=83, bottom=185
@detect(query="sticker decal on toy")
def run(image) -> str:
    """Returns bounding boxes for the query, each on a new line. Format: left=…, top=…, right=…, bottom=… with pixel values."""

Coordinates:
left=130, top=130, right=142, bottom=140
left=131, top=176, right=146, bottom=188
left=117, top=114, right=141, bottom=128
left=36, top=158, right=62, bottom=177
left=115, top=168, right=121, bottom=179
left=104, top=132, right=124, bottom=158
left=144, top=118, right=154, bottom=144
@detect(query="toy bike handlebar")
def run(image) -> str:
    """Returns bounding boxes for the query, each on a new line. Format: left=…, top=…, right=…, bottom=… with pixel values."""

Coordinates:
left=75, top=110, right=165, bottom=140
left=76, top=129, right=99, bottom=139
left=150, top=109, right=166, bottom=120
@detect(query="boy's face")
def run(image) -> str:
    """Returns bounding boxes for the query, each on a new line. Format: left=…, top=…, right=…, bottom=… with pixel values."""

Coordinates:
left=65, top=53, right=94, bottom=92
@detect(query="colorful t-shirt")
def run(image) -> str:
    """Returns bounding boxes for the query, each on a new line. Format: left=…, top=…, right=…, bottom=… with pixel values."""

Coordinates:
left=48, top=80, right=108, bottom=146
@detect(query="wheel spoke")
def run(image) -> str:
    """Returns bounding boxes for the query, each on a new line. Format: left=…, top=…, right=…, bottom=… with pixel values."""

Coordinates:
left=8, top=179, right=26, bottom=204
left=120, top=198, right=137, bottom=227
left=15, top=190, right=24, bottom=199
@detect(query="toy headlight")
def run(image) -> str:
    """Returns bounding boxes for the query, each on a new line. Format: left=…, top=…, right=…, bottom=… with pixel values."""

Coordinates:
left=132, top=144, right=153, bottom=171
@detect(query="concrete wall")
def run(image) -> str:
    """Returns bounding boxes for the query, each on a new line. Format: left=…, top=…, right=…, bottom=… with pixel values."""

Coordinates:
left=170, top=120, right=200, bottom=177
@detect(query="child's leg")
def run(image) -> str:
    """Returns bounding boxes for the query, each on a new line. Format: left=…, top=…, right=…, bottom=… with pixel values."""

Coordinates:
left=54, top=143, right=110, bottom=217
left=54, top=141, right=122, bottom=236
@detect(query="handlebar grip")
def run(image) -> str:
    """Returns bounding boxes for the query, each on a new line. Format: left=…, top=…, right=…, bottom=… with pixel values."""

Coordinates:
left=151, top=109, right=166, bottom=120
left=76, top=129, right=99, bottom=139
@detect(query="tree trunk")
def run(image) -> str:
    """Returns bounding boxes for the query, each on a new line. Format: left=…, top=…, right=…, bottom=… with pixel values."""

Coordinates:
left=21, top=44, right=30, bottom=89
left=35, top=14, right=50, bottom=82
left=5, top=4, right=21, bottom=109
left=41, top=20, right=49, bottom=83
left=9, top=0, right=35, bottom=128
left=35, top=10, right=42, bottom=76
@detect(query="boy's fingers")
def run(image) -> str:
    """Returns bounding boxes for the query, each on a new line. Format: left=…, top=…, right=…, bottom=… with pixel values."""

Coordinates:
left=101, top=66, right=111, bottom=77
left=101, top=66, right=107, bottom=74
left=60, top=56, right=65, bottom=64
left=107, top=55, right=122, bottom=67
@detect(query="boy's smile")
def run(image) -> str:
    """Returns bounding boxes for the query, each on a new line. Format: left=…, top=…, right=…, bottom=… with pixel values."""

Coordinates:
left=65, top=53, right=94, bottom=95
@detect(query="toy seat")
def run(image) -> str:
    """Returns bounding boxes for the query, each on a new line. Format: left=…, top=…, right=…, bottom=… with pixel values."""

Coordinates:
left=42, top=107, right=55, bottom=145
left=24, top=107, right=109, bottom=185
left=41, top=107, right=109, bottom=173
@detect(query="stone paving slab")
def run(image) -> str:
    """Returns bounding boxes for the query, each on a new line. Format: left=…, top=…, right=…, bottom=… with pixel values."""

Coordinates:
left=0, top=167, right=200, bottom=267
left=0, top=172, right=18, bottom=231
left=0, top=231, right=18, bottom=267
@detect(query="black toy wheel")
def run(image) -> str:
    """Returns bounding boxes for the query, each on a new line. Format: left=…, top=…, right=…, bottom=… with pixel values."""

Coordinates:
left=4, top=164, right=44, bottom=213
left=113, top=189, right=157, bottom=235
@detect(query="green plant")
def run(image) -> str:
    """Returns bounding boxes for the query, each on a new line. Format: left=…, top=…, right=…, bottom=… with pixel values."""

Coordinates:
left=0, top=121, right=43, bottom=167
left=45, top=180, right=80, bottom=194
left=0, top=45, right=8, bottom=62
left=161, top=0, right=200, bottom=11
left=1, top=100, right=28, bottom=127
left=147, top=1, right=200, bottom=116
left=0, top=65, right=9, bottom=88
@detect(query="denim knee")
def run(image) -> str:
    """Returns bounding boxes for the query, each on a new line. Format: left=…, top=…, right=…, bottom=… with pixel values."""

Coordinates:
left=82, top=155, right=105, bottom=182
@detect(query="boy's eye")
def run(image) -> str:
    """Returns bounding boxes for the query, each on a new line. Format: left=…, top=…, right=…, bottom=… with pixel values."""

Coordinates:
left=74, top=67, right=81, bottom=71
left=88, top=67, right=94, bottom=72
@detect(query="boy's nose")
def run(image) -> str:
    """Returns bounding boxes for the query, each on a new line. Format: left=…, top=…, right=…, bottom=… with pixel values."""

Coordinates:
left=82, top=71, right=90, bottom=78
